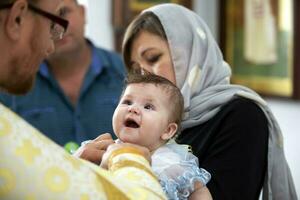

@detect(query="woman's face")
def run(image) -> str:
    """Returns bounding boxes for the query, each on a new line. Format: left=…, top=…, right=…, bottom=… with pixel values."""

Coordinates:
left=130, top=31, right=176, bottom=84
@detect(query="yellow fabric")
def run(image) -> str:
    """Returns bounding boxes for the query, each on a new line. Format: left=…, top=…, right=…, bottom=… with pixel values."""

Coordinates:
left=0, top=104, right=166, bottom=200
left=109, top=146, right=145, bottom=159
left=110, top=159, right=157, bottom=180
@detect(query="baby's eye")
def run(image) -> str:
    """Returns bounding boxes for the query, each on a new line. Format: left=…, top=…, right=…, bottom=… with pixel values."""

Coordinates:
left=144, top=103, right=155, bottom=110
left=121, top=99, right=132, bottom=105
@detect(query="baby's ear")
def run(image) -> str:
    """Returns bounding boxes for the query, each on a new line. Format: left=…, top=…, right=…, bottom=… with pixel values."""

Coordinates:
left=161, top=123, right=178, bottom=140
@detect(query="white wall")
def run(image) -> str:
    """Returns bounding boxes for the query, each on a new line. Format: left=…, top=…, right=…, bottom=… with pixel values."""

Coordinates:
left=81, top=0, right=114, bottom=50
left=83, top=1, right=300, bottom=195
left=266, top=98, right=300, bottom=194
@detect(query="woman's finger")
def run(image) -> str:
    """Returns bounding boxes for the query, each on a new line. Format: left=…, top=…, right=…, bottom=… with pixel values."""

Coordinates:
left=93, top=133, right=113, bottom=141
left=93, top=139, right=115, bottom=150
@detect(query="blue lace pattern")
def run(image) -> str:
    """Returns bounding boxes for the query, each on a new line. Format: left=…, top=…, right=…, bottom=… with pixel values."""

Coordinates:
left=159, top=164, right=210, bottom=200
left=152, top=141, right=211, bottom=200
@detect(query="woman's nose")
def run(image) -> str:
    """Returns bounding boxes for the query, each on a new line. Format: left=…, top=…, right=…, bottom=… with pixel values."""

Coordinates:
left=139, top=63, right=151, bottom=74
left=128, top=105, right=140, bottom=115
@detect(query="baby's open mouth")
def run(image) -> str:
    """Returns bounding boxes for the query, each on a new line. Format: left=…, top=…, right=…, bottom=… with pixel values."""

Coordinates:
left=124, top=118, right=140, bottom=128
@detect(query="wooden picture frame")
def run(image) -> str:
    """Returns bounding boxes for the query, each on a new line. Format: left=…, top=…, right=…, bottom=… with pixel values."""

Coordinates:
left=220, top=0, right=299, bottom=98
left=130, top=0, right=180, bottom=11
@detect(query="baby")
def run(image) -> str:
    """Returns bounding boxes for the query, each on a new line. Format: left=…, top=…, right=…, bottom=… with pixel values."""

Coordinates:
left=83, top=73, right=211, bottom=199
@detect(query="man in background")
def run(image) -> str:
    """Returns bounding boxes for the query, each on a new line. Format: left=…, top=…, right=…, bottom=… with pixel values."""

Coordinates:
left=0, top=0, right=125, bottom=149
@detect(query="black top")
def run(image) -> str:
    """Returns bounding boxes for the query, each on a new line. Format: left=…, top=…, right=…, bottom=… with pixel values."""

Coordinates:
left=176, top=97, right=269, bottom=200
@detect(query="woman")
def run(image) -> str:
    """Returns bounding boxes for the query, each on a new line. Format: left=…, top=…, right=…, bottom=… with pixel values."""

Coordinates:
left=122, top=3, right=297, bottom=200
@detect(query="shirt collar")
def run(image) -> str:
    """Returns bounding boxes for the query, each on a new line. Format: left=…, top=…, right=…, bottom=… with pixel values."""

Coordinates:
left=89, top=40, right=103, bottom=75
left=39, top=62, right=50, bottom=77
left=39, top=39, right=107, bottom=78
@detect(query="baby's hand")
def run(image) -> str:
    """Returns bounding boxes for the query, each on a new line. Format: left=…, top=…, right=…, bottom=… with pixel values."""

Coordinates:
left=73, top=133, right=115, bottom=165
left=194, top=180, right=204, bottom=190
left=189, top=186, right=212, bottom=200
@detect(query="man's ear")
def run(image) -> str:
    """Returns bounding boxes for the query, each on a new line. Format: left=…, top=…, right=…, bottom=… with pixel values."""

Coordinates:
left=79, top=5, right=86, bottom=23
left=161, top=123, right=178, bottom=141
left=5, top=0, right=28, bottom=41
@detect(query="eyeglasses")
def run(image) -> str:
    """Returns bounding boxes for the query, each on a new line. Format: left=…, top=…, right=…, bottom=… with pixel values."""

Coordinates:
left=0, top=3, right=69, bottom=41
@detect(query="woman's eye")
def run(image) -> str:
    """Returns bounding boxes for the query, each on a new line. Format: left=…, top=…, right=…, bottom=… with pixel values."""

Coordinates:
left=121, top=99, right=132, bottom=105
left=147, top=54, right=161, bottom=64
left=144, top=104, right=154, bottom=110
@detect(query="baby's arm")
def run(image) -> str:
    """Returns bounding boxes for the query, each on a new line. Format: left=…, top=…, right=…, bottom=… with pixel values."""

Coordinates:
left=152, top=144, right=211, bottom=199
left=189, top=185, right=212, bottom=200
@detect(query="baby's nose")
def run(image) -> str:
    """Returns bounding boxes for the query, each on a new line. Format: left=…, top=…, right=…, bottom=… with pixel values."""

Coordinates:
left=128, top=105, right=140, bottom=115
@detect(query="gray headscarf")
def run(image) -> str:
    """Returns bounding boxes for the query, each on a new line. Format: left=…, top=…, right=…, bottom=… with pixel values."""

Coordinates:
left=144, top=3, right=297, bottom=200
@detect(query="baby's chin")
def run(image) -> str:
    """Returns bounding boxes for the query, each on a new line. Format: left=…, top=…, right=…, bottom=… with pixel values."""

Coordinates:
left=116, top=136, right=138, bottom=145
left=117, top=138, right=133, bottom=144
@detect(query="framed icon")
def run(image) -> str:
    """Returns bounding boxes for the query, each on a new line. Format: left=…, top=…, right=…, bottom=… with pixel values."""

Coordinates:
left=220, top=0, right=296, bottom=97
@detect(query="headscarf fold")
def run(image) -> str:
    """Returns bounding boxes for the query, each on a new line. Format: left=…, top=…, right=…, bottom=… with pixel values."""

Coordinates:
left=144, top=4, right=297, bottom=199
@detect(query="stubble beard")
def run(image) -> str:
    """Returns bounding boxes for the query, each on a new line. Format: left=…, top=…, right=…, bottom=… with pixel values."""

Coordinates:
left=1, top=34, right=41, bottom=95
left=0, top=61, right=36, bottom=95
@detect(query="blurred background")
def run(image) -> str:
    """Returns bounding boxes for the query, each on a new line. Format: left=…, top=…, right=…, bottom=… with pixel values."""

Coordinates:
left=80, top=0, right=300, bottom=193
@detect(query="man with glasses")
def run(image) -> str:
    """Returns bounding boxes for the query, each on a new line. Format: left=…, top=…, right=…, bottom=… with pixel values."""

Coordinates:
left=0, top=0, right=68, bottom=94
left=0, top=1, right=166, bottom=199
left=0, top=0, right=125, bottom=151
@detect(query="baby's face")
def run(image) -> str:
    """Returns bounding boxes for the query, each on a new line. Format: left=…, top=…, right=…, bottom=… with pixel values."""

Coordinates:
left=112, top=83, right=177, bottom=151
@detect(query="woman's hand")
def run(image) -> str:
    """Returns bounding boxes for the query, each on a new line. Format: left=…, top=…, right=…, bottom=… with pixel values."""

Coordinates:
left=73, top=133, right=115, bottom=165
